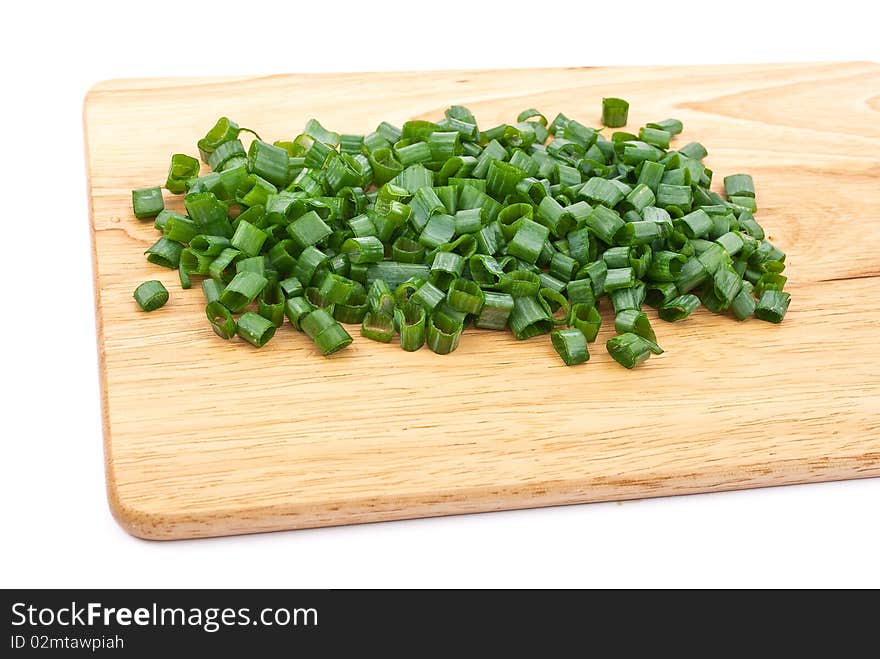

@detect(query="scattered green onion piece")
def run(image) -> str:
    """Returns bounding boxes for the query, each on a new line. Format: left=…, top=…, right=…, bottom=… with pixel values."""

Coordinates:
left=144, top=237, right=183, bottom=269
left=658, top=294, right=701, bottom=322
left=474, top=292, right=515, bottom=330
left=755, top=290, right=791, bottom=324
left=446, top=278, right=485, bottom=314
left=422, top=309, right=463, bottom=355
left=606, top=332, right=653, bottom=369
left=551, top=328, right=589, bottom=366
left=730, top=280, right=757, bottom=320
left=342, top=236, right=385, bottom=264
left=601, top=98, right=629, bottom=128
left=509, top=296, right=552, bottom=340
left=614, top=309, right=657, bottom=342
left=205, top=300, right=236, bottom=339
left=165, top=154, right=200, bottom=194
left=219, top=271, right=267, bottom=313
left=202, top=278, right=225, bottom=304
left=236, top=311, right=276, bottom=347
left=301, top=308, right=353, bottom=355
left=568, top=303, right=602, bottom=342
left=133, top=280, right=169, bottom=311
left=395, top=301, right=426, bottom=351
left=132, top=187, right=164, bottom=219
left=284, top=297, right=315, bottom=330
left=361, top=311, right=396, bottom=343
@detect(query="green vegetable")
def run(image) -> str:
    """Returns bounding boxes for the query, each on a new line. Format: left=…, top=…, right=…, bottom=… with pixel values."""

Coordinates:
left=551, top=329, right=590, bottom=366
left=133, top=280, right=169, bottom=311
left=601, top=98, right=630, bottom=128
left=128, top=103, right=788, bottom=365
left=132, top=187, right=164, bottom=219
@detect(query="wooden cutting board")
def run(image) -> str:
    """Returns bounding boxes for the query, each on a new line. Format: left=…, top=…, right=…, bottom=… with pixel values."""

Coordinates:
left=84, top=63, right=880, bottom=540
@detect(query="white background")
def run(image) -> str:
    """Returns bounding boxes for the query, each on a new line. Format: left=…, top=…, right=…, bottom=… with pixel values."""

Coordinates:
left=2, top=0, right=878, bottom=588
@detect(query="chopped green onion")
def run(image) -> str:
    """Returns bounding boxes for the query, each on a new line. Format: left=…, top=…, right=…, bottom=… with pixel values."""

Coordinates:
left=755, top=290, right=791, bottom=323
left=133, top=280, right=168, bottom=311
left=658, top=294, right=701, bottom=322
left=606, top=332, right=653, bottom=369
left=361, top=311, right=396, bottom=343
left=551, top=328, right=589, bottom=365
left=602, top=98, right=629, bottom=128
left=236, top=311, right=276, bottom=347
left=130, top=104, right=788, bottom=364
left=132, top=187, right=164, bottom=219
left=395, top=301, right=426, bottom=351
left=205, top=300, right=236, bottom=339
left=426, top=312, right=463, bottom=354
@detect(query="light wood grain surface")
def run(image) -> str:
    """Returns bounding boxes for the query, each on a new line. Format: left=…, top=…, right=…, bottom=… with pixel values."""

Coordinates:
left=84, top=63, right=880, bottom=540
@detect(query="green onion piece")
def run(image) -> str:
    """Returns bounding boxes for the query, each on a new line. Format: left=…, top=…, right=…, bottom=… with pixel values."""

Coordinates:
left=284, top=296, right=315, bottom=330
left=202, top=278, right=224, bottom=304
left=601, top=98, right=630, bottom=128
left=506, top=218, right=550, bottom=264
left=424, top=311, right=463, bottom=354
left=568, top=303, right=601, bottom=342
left=287, top=211, right=332, bottom=250
left=509, top=296, right=552, bottom=340
left=474, top=291, right=515, bottom=330
left=180, top=248, right=213, bottom=275
left=411, top=280, right=445, bottom=313
left=133, top=280, right=168, bottom=311
left=218, top=271, right=267, bottom=313
left=604, top=267, right=635, bottom=292
left=614, top=220, right=664, bottom=246
left=647, top=118, right=683, bottom=135
left=446, top=278, right=485, bottom=314
left=208, top=247, right=241, bottom=283
left=676, top=257, right=708, bottom=293
left=342, top=236, right=384, bottom=264
left=585, top=206, right=625, bottom=245
left=724, top=173, right=755, bottom=198
left=144, top=237, right=183, bottom=269
left=610, top=284, right=645, bottom=313
left=639, top=127, right=671, bottom=149
left=551, top=328, right=589, bottom=366
left=429, top=251, right=465, bottom=290
left=580, top=177, right=625, bottom=208
left=361, top=311, right=396, bottom=343
left=231, top=220, right=268, bottom=257
left=606, top=332, right=653, bottom=369
left=165, top=154, right=200, bottom=194
left=162, top=217, right=201, bottom=243
left=301, top=308, right=353, bottom=355
left=755, top=272, right=788, bottom=298
left=132, top=187, right=164, bottom=219
left=499, top=270, right=541, bottom=297
left=236, top=311, right=276, bottom=348
left=205, top=300, right=235, bottom=339
left=646, top=251, right=687, bottom=282
left=645, top=282, right=678, bottom=309
left=755, top=290, right=791, bottom=324
left=713, top=267, right=743, bottom=308
left=539, top=287, right=570, bottom=326
left=318, top=273, right=356, bottom=306
left=731, top=280, right=757, bottom=320
left=208, top=139, right=245, bottom=171
left=678, top=142, right=708, bottom=160
left=614, top=309, right=657, bottom=342
left=395, top=301, right=426, bottom=351
left=366, top=279, right=395, bottom=316
left=658, top=294, right=701, bottom=322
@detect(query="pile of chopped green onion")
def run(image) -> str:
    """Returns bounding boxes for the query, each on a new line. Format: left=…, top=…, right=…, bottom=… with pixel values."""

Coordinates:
left=131, top=98, right=790, bottom=367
